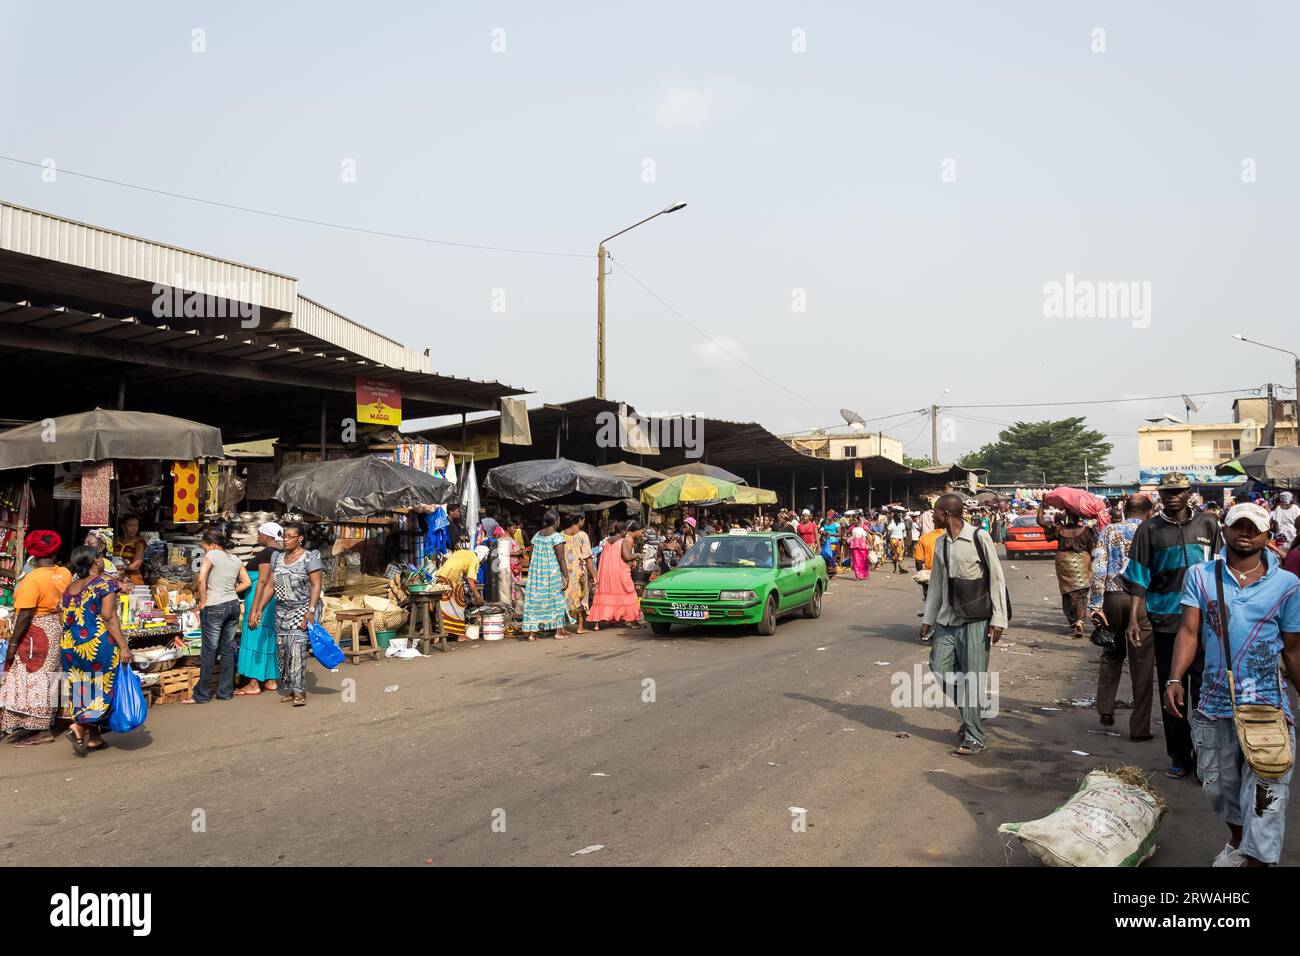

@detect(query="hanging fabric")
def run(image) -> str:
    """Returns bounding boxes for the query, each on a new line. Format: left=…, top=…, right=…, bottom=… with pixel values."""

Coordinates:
left=79, top=460, right=114, bottom=527
left=171, top=461, right=201, bottom=523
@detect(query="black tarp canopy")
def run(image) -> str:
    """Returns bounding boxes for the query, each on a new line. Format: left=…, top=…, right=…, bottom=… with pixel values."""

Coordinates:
left=483, top=458, right=633, bottom=505
left=274, top=456, right=455, bottom=519
left=0, top=408, right=224, bottom=469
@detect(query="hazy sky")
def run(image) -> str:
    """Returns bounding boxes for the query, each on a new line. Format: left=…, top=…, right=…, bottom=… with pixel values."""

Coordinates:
left=3, top=1, right=1297, bottom=480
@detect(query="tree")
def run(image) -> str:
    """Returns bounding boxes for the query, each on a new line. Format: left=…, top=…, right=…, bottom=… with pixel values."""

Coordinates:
left=959, top=418, right=1112, bottom=486
left=903, top=455, right=934, bottom=469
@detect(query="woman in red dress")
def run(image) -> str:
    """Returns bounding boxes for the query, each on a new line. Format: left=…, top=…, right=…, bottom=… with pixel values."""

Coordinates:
left=588, top=521, right=646, bottom=630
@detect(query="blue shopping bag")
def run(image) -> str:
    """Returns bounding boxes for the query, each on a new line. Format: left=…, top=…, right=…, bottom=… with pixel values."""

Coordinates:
left=107, top=662, right=148, bottom=733
left=307, top=621, right=346, bottom=670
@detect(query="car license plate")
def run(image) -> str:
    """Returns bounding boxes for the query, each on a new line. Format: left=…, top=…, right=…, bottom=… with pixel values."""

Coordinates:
left=1022, top=534, right=1042, bottom=539
left=672, top=603, right=709, bottom=620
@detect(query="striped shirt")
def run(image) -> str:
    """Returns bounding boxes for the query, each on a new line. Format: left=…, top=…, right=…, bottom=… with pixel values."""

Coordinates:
left=1121, top=511, right=1222, bottom=629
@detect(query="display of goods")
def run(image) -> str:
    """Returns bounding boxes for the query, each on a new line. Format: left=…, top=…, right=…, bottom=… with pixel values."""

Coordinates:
left=999, top=767, right=1165, bottom=867
left=1042, top=487, right=1107, bottom=519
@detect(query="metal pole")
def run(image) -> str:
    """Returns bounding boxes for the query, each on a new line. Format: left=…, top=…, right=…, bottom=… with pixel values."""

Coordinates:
left=461, top=413, right=467, bottom=453
left=116, top=376, right=126, bottom=410
left=844, top=469, right=849, bottom=511
left=319, top=397, right=327, bottom=460
left=930, top=404, right=938, bottom=464
left=596, top=243, right=607, bottom=400
left=819, top=468, right=826, bottom=515
left=790, top=470, right=796, bottom=510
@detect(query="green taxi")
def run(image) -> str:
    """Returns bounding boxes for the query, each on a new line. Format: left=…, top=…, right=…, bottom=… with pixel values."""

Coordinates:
left=640, top=532, right=828, bottom=636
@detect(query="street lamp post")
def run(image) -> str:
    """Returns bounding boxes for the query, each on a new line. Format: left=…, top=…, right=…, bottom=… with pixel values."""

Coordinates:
left=1233, top=334, right=1300, bottom=445
left=596, top=202, right=687, bottom=399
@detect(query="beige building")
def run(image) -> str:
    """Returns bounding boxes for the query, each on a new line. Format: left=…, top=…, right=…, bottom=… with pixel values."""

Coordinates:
left=785, top=429, right=904, bottom=464
left=1137, top=399, right=1297, bottom=487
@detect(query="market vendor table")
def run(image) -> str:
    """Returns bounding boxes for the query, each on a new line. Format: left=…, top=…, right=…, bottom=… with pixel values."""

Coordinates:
left=406, top=589, right=447, bottom=654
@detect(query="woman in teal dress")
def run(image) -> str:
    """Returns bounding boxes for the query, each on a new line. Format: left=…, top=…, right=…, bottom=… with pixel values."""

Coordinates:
left=235, top=527, right=281, bottom=695
left=521, top=510, right=573, bottom=641
left=59, top=545, right=132, bottom=756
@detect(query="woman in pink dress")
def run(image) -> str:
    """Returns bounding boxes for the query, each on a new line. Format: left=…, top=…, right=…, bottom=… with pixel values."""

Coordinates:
left=588, top=521, right=646, bottom=630
left=850, top=517, right=871, bottom=580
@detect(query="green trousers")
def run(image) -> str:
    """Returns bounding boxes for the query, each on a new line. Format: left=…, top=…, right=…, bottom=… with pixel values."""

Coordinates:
left=928, top=620, right=992, bottom=747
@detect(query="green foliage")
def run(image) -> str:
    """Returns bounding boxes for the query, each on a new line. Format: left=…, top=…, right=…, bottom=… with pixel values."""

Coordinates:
left=959, top=418, right=1112, bottom=485
left=903, top=455, right=934, bottom=469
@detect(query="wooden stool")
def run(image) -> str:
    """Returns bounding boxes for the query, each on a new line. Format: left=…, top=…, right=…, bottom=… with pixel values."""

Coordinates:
left=405, top=591, right=446, bottom=654
left=335, top=609, right=382, bottom=665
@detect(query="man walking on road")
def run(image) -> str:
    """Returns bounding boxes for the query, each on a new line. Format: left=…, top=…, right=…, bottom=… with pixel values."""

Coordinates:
left=920, top=493, right=1009, bottom=756
left=1164, top=502, right=1300, bottom=866
left=1090, top=493, right=1155, bottom=740
left=1123, top=472, right=1223, bottom=780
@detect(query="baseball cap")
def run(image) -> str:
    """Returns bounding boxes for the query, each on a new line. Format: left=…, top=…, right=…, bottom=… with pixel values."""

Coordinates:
left=1224, top=502, right=1271, bottom=533
left=258, top=521, right=284, bottom=541
left=1158, top=472, right=1191, bottom=490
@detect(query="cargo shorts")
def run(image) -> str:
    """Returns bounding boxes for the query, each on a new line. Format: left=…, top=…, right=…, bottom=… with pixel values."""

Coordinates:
left=1190, top=709, right=1295, bottom=864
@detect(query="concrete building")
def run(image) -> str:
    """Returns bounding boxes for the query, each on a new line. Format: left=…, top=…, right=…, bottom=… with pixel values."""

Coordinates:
left=784, top=429, right=904, bottom=464
left=1136, top=397, right=1297, bottom=489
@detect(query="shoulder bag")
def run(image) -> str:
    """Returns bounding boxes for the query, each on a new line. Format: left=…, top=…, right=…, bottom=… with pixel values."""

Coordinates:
left=1215, top=561, right=1292, bottom=779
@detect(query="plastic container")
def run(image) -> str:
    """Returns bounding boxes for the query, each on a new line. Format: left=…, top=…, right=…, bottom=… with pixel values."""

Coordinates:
left=481, top=613, right=506, bottom=641
left=376, top=629, right=396, bottom=649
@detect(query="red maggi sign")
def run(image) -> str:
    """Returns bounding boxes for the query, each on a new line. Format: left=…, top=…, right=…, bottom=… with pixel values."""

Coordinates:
left=356, top=377, right=402, bottom=426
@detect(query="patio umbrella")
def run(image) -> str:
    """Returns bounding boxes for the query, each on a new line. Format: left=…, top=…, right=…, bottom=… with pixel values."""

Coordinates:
left=597, top=461, right=669, bottom=486
left=274, top=456, right=455, bottom=519
left=660, top=462, right=748, bottom=485
left=0, top=408, right=224, bottom=469
left=483, top=458, right=633, bottom=504
left=719, top=486, right=778, bottom=506
left=640, top=473, right=741, bottom=509
left=1216, top=446, right=1300, bottom=485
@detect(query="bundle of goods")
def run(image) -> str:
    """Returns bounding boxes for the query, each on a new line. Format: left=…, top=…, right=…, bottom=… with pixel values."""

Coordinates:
left=999, top=766, right=1166, bottom=867
left=1042, top=487, right=1108, bottom=521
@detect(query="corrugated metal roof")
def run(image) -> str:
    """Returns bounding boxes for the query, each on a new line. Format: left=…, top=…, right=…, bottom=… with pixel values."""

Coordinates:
left=294, top=295, right=429, bottom=372
left=0, top=201, right=298, bottom=313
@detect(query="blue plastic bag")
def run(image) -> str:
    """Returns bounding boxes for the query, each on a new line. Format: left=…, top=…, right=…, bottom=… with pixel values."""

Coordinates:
left=107, top=662, right=148, bottom=733
left=307, top=621, right=346, bottom=670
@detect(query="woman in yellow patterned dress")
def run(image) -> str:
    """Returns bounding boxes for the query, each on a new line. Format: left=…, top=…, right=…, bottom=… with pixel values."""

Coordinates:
left=59, top=545, right=132, bottom=756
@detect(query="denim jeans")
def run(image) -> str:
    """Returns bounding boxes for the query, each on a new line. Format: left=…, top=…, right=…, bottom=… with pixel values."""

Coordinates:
left=195, top=601, right=240, bottom=702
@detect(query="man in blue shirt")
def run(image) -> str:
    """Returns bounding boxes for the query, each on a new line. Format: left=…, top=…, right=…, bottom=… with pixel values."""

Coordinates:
left=1165, top=503, right=1300, bottom=866
left=1123, top=472, right=1223, bottom=779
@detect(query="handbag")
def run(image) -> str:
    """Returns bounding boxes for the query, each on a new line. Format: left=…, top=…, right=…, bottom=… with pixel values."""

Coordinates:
left=944, top=531, right=1013, bottom=623
left=1214, top=561, right=1293, bottom=779
left=1089, top=623, right=1117, bottom=651
left=307, top=620, right=347, bottom=670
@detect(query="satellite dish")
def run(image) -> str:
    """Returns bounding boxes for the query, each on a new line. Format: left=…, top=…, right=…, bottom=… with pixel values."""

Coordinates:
left=1182, top=394, right=1200, bottom=415
left=840, top=408, right=866, bottom=427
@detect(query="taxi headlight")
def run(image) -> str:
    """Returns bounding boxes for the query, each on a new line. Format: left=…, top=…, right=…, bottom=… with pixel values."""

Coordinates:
left=719, top=590, right=757, bottom=601
left=643, top=589, right=666, bottom=600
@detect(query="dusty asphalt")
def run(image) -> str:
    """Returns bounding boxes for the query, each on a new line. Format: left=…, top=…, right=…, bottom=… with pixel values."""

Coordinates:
left=3, top=550, right=1295, bottom=867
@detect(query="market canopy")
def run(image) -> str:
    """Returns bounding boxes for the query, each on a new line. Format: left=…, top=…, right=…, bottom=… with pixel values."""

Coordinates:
left=660, top=462, right=748, bottom=485
left=719, top=486, right=779, bottom=506
left=641, top=473, right=741, bottom=509
left=597, top=461, right=669, bottom=486
left=274, top=456, right=455, bottom=519
left=483, top=458, right=634, bottom=505
left=0, top=408, right=224, bottom=469
left=1216, top=446, right=1300, bottom=486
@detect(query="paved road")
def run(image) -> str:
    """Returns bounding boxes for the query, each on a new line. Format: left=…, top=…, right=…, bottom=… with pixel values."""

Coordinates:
left=4, top=552, right=1295, bottom=866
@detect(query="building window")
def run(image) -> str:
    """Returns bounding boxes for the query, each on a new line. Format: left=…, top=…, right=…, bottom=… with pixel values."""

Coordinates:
left=842, top=445, right=857, bottom=459
left=1213, top=439, right=1234, bottom=460
left=1157, top=439, right=1172, bottom=452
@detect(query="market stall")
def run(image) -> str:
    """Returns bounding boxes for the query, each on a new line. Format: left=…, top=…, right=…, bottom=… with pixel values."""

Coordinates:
left=0, top=409, right=228, bottom=701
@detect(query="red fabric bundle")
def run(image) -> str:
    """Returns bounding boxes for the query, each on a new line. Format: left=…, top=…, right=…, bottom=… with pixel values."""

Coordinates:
left=1043, top=486, right=1107, bottom=520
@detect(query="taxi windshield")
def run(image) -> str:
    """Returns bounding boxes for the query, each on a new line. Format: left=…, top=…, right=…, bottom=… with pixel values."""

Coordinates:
left=678, top=536, right=774, bottom=569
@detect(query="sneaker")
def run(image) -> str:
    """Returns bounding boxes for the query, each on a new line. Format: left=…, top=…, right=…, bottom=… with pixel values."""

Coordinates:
left=1212, top=843, right=1246, bottom=868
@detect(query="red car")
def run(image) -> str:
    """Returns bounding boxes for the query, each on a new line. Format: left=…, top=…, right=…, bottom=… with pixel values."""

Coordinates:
left=1004, top=515, right=1058, bottom=558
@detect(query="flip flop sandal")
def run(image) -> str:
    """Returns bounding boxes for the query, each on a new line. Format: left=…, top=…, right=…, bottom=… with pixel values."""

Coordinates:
left=280, top=695, right=296, bottom=703
left=1164, top=765, right=1188, bottom=779
left=66, top=730, right=88, bottom=758
left=233, top=687, right=261, bottom=696
left=292, top=694, right=306, bottom=707
left=952, top=743, right=985, bottom=756
left=13, top=733, right=58, bottom=748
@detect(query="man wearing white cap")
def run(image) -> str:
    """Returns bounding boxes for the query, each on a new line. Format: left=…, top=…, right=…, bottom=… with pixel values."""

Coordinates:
left=1165, top=502, right=1300, bottom=866
left=1273, top=492, right=1300, bottom=546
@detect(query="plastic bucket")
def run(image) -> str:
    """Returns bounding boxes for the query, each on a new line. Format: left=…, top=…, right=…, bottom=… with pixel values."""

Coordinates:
left=481, top=613, right=506, bottom=641
left=464, top=623, right=480, bottom=641
left=376, top=629, right=396, bottom=649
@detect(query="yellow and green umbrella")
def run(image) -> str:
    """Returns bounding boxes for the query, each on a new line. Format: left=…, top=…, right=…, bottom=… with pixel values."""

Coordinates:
left=721, top=486, right=778, bottom=506
left=640, top=473, right=740, bottom=509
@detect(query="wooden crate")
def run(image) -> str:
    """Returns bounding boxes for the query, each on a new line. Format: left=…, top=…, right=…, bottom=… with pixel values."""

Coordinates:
left=151, top=666, right=200, bottom=704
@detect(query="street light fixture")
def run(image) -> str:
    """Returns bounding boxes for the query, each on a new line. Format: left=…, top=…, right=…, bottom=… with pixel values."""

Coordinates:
left=596, top=202, right=688, bottom=399
left=1232, top=333, right=1299, bottom=443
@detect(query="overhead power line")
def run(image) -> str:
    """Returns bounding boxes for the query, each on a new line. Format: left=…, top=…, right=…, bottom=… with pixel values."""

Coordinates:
left=0, top=154, right=590, bottom=259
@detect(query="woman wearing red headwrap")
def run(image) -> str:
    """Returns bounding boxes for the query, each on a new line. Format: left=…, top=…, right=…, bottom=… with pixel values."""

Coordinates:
left=0, top=531, right=70, bottom=745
